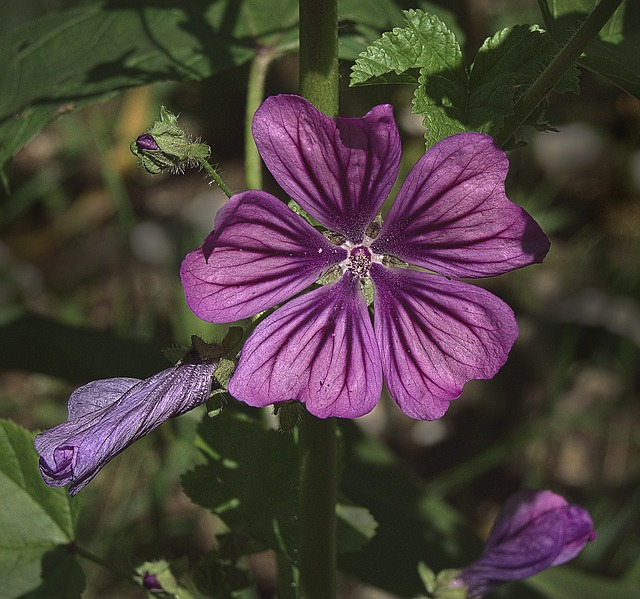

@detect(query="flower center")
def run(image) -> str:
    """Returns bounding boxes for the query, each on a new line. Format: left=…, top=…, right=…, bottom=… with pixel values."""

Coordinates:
left=345, top=246, right=372, bottom=279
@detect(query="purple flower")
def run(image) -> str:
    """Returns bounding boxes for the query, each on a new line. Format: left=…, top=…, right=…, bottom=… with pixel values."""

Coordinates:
left=180, top=94, right=550, bottom=420
left=35, top=362, right=215, bottom=495
left=451, top=489, right=597, bottom=598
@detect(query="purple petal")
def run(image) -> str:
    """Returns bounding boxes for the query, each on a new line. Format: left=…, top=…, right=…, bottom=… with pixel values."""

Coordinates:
left=34, top=363, right=215, bottom=495
left=228, top=274, right=382, bottom=418
left=551, top=505, right=597, bottom=565
left=253, top=94, right=401, bottom=243
left=371, top=132, right=550, bottom=278
left=486, top=489, right=569, bottom=549
left=369, top=264, right=517, bottom=420
left=180, top=190, right=346, bottom=322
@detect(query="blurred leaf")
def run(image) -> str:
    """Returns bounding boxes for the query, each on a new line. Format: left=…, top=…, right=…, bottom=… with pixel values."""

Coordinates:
left=0, top=420, right=82, bottom=598
left=17, top=546, right=85, bottom=599
left=182, top=411, right=376, bottom=564
left=182, top=412, right=300, bottom=560
left=338, top=421, right=480, bottom=597
left=0, top=313, right=169, bottom=383
left=351, top=10, right=579, bottom=147
left=540, top=0, right=640, bottom=99
left=0, top=0, right=283, bottom=168
left=525, top=566, right=639, bottom=599
left=335, top=503, right=378, bottom=555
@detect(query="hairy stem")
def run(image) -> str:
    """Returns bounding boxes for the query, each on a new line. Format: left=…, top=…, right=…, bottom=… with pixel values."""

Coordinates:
left=196, top=157, right=233, bottom=198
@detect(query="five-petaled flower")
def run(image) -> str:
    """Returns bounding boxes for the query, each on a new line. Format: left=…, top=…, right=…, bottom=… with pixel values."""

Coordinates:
left=180, top=94, right=550, bottom=420
left=450, top=489, right=596, bottom=598
left=35, top=361, right=215, bottom=495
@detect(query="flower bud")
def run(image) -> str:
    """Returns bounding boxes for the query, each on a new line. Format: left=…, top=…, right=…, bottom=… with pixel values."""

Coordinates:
left=130, top=106, right=211, bottom=174
left=450, top=489, right=596, bottom=598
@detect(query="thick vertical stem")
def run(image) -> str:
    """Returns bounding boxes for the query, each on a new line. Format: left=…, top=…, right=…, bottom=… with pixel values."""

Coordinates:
left=297, top=414, right=337, bottom=599
left=299, top=0, right=339, bottom=117
left=296, top=1, right=339, bottom=598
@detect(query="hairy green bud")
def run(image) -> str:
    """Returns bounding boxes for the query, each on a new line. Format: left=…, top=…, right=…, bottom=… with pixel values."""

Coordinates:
left=130, top=106, right=211, bottom=174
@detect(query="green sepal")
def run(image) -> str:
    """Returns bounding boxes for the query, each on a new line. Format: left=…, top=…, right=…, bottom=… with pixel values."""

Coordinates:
left=135, top=559, right=193, bottom=598
left=417, top=564, right=466, bottom=598
left=213, top=358, right=236, bottom=389
left=131, top=106, right=211, bottom=174
left=273, top=401, right=303, bottom=432
left=361, top=277, right=375, bottom=306
left=288, top=199, right=323, bottom=228
left=316, top=265, right=343, bottom=286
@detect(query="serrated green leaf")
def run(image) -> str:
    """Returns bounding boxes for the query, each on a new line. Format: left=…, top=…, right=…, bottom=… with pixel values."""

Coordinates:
left=465, top=25, right=579, bottom=131
left=351, top=10, right=464, bottom=88
left=0, top=420, right=81, bottom=598
left=541, top=0, right=640, bottom=99
left=414, top=23, right=580, bottom=146
left=352, top=10, right=580, bottom=147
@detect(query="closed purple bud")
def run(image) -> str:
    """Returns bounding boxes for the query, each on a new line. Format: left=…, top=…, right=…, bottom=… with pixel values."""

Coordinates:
left=452, top=489, right=596, bottom=598
left=34, top=361, right=215, bottom=495
left=136, top=133, right=160, bottom=151
left=143, top=572, right=162, bottom=591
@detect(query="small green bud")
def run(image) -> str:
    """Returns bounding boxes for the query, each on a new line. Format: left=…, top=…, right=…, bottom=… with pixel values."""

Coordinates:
left=131, top=106, right=211, bottom=174
left=273, top=401, right=303, bottom=432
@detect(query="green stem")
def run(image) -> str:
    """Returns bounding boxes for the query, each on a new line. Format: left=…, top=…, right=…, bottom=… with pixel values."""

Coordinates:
left=196, top=157, right=233, bottom=198
left=74, top=544, right=137, bottom=584
left=296, top=1, right=339, bottom=596
left=298, top=414, right=337, bottom=599
left=245, top=48, right=272, bottom=190
left=299, top=0, right=339, bottom=117
left=497, top=0, right=624, bottom=147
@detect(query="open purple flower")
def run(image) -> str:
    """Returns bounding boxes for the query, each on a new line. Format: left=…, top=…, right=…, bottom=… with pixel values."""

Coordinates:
left=35, top=361, right=215, bottom=495
left=180, top=94, right=550, bottom=420
left=451, top=489, right=597, bottom=598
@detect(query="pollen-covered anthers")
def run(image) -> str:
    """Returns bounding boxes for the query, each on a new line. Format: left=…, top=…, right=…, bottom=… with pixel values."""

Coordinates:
left=347, top=248, right=372, bottom=278
left=342, top=245, right=373, bottom=279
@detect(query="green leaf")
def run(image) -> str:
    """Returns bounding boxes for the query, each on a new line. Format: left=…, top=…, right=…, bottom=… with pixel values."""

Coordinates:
left=351, top=10, right=579, bottom=147
left=461, top=25, right=579, bottom=132
left=182, top=412, right=300, bottom=561
left=0, top=420, right=82, bottom=598
left=0, top=0, right=264, bottom=168
left=525, top=566, right=640, bottom=599
left=181, top=412, right=377, bottom=563
left=351, top=10, right=463, bottom=87
left=17, top=547, right=85, bottom=599
left=541, top=0, right=640, bottom=99
left=413, top=25, right=578, bottom=147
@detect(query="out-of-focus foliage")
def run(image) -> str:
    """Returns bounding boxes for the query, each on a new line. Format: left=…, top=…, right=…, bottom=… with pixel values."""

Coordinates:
left=1, top=0, right=639, bottom=597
